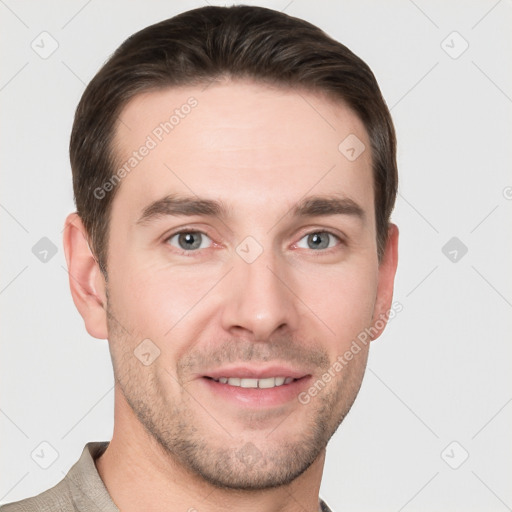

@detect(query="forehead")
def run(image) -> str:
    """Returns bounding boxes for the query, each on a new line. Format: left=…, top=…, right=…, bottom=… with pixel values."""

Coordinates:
left=111, top=80, right=373, bottom=221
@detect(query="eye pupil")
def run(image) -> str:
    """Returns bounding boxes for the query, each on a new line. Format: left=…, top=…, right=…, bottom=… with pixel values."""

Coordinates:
left=308, top=232, right=329, bottom=250
left=179, top=232, right=202, bottom=250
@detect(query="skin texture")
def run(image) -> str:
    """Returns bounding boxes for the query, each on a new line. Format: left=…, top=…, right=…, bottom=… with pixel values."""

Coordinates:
left=63, top=80, right=399, bottom=512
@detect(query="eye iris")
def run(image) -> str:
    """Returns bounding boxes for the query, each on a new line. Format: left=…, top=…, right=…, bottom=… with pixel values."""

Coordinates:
left=308, top=232, right=329, bottom=250
left=178, top=232, right=202, bottom=250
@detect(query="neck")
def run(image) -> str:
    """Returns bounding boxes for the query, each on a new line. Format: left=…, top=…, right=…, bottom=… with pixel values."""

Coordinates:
left=95, top=387, right=326, bottom=512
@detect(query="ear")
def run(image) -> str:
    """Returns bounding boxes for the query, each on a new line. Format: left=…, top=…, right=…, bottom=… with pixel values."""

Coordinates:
left=63, top=213, right=108, bottom=340
left=370, top=223, right=399, bottom=341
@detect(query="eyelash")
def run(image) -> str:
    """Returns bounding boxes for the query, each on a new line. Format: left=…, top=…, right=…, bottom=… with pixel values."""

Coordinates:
left=163, top=228, right=345, bottom=256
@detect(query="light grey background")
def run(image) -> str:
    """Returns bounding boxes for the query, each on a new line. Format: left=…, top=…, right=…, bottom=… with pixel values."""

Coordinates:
left=1, top=1, right=511, bottom=510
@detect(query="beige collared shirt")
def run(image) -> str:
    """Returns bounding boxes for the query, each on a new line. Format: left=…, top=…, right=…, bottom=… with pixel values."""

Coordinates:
left=1, top=442, right=333, bottom=512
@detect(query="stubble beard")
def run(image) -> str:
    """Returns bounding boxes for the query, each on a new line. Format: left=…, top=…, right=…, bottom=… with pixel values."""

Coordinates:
left=106, top=300, right=368, bottom=491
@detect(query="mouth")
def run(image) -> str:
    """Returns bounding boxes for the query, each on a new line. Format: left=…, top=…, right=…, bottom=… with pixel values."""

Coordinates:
left=204, top=375, right=299, bottom=388
left=199, top=366, right=311, bottom=408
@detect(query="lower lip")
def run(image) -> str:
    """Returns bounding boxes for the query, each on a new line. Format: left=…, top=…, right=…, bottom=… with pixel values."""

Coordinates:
left=200, top=376, right=311, bottom=408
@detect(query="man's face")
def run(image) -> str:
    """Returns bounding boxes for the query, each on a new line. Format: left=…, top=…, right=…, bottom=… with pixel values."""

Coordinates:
left=104, top=81, right=384, bottom=489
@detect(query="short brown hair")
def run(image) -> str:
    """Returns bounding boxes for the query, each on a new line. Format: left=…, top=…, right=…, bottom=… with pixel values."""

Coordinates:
left=70, top=5, right=397, bottom=275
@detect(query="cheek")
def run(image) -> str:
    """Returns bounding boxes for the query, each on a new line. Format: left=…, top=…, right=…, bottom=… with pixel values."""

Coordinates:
left=298, top=262, right=378, bottom=348
left=109, top=254, right=222, bottom=338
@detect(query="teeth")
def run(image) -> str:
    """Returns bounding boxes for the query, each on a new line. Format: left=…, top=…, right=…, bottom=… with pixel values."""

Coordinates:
left=240, top=378, right=259, bottom=388
left=212, top=376, right=295, bottom=388
left=258, top=377, right=277, bottom=389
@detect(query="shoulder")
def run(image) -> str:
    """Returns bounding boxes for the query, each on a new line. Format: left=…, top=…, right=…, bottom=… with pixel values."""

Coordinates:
left=0, top=442, right=111, bottom=512
left=0, top=478, right=75, bottom=512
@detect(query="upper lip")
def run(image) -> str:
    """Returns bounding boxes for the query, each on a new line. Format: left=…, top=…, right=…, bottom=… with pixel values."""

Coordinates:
left=202, top=365, right=310, bottom=380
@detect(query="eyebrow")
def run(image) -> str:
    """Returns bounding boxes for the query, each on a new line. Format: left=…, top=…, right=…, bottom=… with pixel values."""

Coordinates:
left=135, top=193, right=365, bottom=226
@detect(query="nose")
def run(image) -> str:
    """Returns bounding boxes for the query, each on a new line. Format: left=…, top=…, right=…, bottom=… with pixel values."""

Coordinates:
left=220, top=250, right=300, bottom=341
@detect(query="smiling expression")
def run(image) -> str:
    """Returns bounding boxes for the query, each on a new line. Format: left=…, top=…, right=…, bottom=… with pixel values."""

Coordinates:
left=98, top=79, right=393, bottom=489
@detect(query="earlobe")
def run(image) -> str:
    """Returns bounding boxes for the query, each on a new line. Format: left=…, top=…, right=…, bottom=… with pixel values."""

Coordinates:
left=370, top=223, right=399, bottom=341
left=63, top=213, right=109, bottom=340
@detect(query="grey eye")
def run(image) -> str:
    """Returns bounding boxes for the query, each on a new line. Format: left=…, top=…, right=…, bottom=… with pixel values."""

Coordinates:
left=296, top=232, right=338, bottom=250
left=168, top=232, right=212, bottom=251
